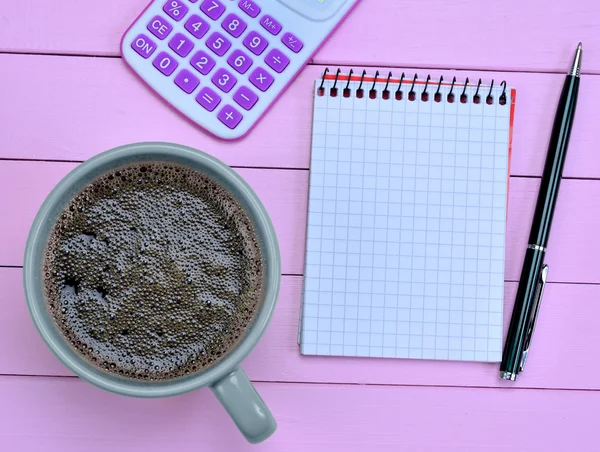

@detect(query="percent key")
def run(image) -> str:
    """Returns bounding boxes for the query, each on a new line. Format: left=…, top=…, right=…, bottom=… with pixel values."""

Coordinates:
left=164, top=0, right=189, bottom=21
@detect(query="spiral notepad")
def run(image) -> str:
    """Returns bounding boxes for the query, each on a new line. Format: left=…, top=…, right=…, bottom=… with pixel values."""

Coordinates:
left=299, top=69, right=516, bottom=362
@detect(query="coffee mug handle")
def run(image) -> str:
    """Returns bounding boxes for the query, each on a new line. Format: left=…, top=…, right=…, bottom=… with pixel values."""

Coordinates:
left=211, top=367, right=277, bottom=444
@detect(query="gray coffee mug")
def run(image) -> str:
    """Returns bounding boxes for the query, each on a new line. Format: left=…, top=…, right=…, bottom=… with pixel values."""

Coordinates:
left=23, top=142, right=281, bottom=444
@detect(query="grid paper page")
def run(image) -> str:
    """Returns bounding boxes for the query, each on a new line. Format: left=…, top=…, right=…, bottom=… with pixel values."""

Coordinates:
left=300, top=75, right=512, bottom=362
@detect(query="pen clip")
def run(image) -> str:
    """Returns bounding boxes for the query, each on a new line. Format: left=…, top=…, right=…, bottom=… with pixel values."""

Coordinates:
left=519, top=264, right=549, bottom=372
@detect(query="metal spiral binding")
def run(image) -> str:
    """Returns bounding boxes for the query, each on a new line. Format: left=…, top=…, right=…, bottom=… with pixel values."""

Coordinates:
left=318, top=68, right=508, bottom=105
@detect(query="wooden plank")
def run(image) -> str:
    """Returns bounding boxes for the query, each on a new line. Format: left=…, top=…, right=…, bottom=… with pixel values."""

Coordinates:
left=1, top=0, right=599, bottom=74
left=2, top=160, right=600, bottom=284
left=0, top=376, right=597, bottom=451
left=1, top=54, right=599, bottom=178
left=3, top=266, right=600, bottom=390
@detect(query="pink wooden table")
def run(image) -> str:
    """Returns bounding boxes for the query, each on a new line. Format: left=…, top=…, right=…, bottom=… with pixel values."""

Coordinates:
left=1, top=1, right=599, bottom=450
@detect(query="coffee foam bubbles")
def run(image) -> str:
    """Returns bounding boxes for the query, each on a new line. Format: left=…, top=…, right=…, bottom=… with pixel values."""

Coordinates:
left=43, top=162, right=264, bottom=381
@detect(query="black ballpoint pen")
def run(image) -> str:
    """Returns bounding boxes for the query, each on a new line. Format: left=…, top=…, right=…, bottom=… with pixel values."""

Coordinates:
left=500, top=43, right=582, bottom=381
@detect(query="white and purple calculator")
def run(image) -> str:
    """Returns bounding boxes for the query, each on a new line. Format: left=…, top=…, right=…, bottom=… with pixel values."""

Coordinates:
left=121, top=0, right=361, bottom=140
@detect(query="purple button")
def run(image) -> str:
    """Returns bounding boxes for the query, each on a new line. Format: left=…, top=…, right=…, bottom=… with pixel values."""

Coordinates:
left=227, top=49, right=253, bottom=74
left=221, top=13, right=247, bottom=38
left=265, top=48, right=290, bottom=73
left=168, top=32, right=194, bottom=57
left=190, top=50, right=216, bottom=75
left=206, top=32, right=231, bottom=57
left=200, top=0, right=225, bottom=20
left=175, top=69, right=200, bottom=94
left=152, top=51, right=179, bottom=76
left=163, top=0, right=188, bottom=21
left=238, top=0, right=260, bottom=18
left=233, top=86, right=258, bottom=111
left=217, top=105, right=243, bottom=129
left=243, top=31, right=268, bottom=56
left=147, top=16, right=173, bottom=40
left=184, top=14, right=210, bottom=39
left=196, top=87, right=221, bottom=112
left=249, top=67, right=274, bottom=92
left=282, top=32, right=303, bottom=53
left=131, top=34, right=157, bottom=59
left=212, top=68, right=237, bottom=93
left=260, top=15, right=282, bottom=36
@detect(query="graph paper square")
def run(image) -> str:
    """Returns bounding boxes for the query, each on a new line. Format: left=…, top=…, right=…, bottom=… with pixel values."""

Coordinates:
left=300, top=75, right=513, bottom=362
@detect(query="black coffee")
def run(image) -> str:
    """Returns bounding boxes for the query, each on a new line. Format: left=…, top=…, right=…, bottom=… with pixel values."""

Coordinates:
left=42, top=162, right=264, bottom=381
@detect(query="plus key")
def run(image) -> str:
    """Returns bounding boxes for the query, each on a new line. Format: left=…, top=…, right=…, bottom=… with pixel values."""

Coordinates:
left=217, top=105, right=243, bottom=129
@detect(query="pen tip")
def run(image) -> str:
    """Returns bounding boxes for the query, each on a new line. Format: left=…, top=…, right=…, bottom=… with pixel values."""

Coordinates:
left=570, top=43, right=582, bottom=77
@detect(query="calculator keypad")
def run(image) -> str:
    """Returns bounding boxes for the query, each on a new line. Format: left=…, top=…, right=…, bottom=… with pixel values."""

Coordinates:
left=127, top=0, right=307, bottom=133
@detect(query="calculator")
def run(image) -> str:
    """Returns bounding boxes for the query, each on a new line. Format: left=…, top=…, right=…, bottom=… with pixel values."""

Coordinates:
left=121, top=0, right=361, bottom=140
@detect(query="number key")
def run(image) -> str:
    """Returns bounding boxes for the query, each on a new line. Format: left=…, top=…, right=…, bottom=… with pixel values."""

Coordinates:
left=153, top=51, right=179, bottom=76
left=221, top=13, right=247, bottom=38
left=190, top=50, right=216, bottom=75
left=168, top=33, right=194, bottom=57
left=227, top=49, right=253, bottom=74
left=184, top=14, right=210, bottom=39
left=212, top=68, right=237, bottom=93
left=200, top=0, right=225, bottom=20
left=243, top=31, right=268, bottom=56
left=163, top=0, right=188, bottom=22
left=206, top=32, right=231, bottom=57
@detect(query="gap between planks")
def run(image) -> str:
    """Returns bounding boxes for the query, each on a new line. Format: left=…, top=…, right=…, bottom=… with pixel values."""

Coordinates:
left=2, top=265, right=598, bottom=286
left=1, top=373, right=600, bottom=394
left=2, top=50, right=600, bottom=77
left=0, top=159, right=598, bottom=182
